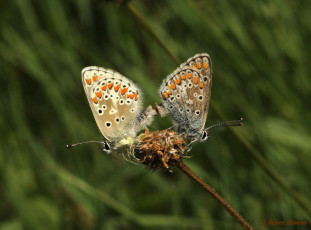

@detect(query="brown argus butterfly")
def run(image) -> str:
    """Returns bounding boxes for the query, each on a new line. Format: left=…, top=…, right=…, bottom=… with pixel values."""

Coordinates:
left=80, top=66, right=156, bottom=152
left=157, top=53, right=212, bottom=142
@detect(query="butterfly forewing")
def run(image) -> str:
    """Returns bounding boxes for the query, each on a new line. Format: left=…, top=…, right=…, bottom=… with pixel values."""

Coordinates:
left=159, top=53, right=212, bottom=136
left=82, top=67, right=142, bottom=141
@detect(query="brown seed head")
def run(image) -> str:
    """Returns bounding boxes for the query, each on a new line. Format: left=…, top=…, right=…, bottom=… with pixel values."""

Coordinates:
left=129, top=129, right=187, bottom=170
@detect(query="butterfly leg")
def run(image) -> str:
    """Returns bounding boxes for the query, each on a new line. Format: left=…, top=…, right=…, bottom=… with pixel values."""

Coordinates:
left=134, top=105, right=157, bottom=133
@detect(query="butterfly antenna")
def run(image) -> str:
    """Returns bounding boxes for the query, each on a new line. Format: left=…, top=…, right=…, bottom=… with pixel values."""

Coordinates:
left=66, top=140, right=104, bottom=148
left=206, top=118, right=244, bottom=130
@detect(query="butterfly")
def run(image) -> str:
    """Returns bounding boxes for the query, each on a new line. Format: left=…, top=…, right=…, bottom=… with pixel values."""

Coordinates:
left=157, top=53, right=212, bottom=142
left=81, top=66, right=156, bottom=152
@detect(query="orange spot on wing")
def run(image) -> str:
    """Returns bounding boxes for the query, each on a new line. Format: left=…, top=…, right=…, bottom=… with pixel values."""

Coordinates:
left=134, top=93, right=138, bottom=101
left=101, top=85, right=107, bottom=91
left=180, top=75, right=186, bottom=80
left=197, top=62, right=202, bottom=69
left=169, top=83, right=176, bottom=90
left=203, top=62, right=209, bottom=69
left=199, top=81, right=204, bottom=89
left=162, top=93, right=169, bottom=99
left=92, top=75, right=98, bottom=82
left=127, top=94, right=135, bottom=99
left=174, top=78, right=181, bottom=85
left=187, top=73, right=192, bottom=79
left=121, top=87, right=128, bottom=95
left=92, top=97, right=98, bottom=104
left=95, top=91, right=102, bottom=98
left=107, top=83, right=113, bottom=89
left=114, top=84, right=121, bottom=92
left=166, top=91, right=172, bottom=95
left=129, top=92, right=138, bottom=100
left=191, top=65, right=196, bottom=69
left=193, top=76, right=199, bottom=84
left=86, top=79, right=92, bottom=85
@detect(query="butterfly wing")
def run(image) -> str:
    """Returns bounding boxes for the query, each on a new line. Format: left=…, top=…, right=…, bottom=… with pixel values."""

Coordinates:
left=159, top=53, right=212, bottom=136
left=82, top=67, right=143, bottom=142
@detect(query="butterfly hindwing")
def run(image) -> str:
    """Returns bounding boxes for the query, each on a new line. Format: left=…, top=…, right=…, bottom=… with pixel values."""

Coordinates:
left=82, top=67, right=142, bottom=142
left=159, top=53, right=212, bottom=136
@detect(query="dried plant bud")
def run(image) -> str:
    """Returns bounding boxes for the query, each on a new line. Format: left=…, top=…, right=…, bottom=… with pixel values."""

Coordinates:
left=128, top=129, right=188, bottom=170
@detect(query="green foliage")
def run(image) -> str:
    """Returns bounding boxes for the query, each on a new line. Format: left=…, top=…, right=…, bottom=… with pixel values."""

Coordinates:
left=1, top=0, right=310, bottom=229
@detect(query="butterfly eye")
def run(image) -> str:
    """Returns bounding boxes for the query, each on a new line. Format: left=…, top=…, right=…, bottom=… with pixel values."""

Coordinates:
left=103, top=142, right=111, bottom=151
left=200, top=131, right=209, bottom=141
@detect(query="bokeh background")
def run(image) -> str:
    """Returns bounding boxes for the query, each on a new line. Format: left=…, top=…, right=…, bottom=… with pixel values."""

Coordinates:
left=1, top=0, right=311, bottom=229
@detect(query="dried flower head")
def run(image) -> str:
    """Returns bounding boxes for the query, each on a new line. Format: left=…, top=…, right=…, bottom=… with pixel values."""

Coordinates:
left=128, top=129, right=188, bottom=170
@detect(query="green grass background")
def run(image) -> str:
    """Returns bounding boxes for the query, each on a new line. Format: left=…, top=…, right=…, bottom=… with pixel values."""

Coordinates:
left=1, top=0, right=311, bottom=229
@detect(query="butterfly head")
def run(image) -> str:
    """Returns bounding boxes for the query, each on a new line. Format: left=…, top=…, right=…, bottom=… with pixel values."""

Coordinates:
left=200, top=130, right=209, bottom=142
left=102, top=141, right=112, bottom=153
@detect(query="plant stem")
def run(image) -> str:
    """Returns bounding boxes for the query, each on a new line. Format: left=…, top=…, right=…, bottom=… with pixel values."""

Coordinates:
left=126, top=3, right=180, bottom=65
left=177, top=161, right=253, bottom=230
left=211, top=104, right=311, bottom=219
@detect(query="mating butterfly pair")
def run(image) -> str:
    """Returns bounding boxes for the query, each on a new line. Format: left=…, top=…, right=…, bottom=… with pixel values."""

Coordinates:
left=79, top=53, right=212, bottom=152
